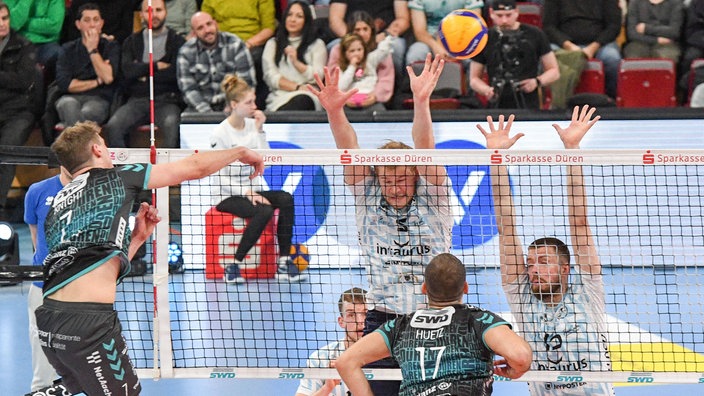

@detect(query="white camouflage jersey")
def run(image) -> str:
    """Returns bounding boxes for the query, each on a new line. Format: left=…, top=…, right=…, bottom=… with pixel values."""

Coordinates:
left=296, top=340, right=349, bottom=396
left=352, top=175, right=452, bottom=314
left=504, top=271, right=615, bottom=396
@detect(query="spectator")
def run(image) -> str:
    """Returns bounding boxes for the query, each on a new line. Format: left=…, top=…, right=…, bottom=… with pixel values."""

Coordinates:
left=335, top=253, right=532, bottom=396
left=295, top=287, right=368, bottom=396
left=65, top=0, right=140, bottom=44
left=328, top=0, right=410, bottom=75
left=337, top=33, right=394, bottom=112
left=164, top=0, right=197, bottom=38
left=201, top=0, right=276, bottom=108
left=470, top=0, right=559, bottom=110
left=23, top=167, right=72, bottom=395
left=104, top=0, right=185, bottom=149
left=623, top=0, right=683, bottom=63
left=0, top=1, right=38, bottom=218
left=212, top=74, right=301, bottom=284
left=405, top=0, right=483, bottom=70
left=55, top=2, right=119, bottom=127
left=177, top=11, right=255, bottom=113
left=327, top=11, right=395, bottom=108
left=543, top=0, right=622, bottom=97
left=262, top=0, right=327, bottom=111
left=679, top=0, right=704, bottom=78
left=481, top=106, right=615, bottom=395
left=6, top=0, right=64, bottom=76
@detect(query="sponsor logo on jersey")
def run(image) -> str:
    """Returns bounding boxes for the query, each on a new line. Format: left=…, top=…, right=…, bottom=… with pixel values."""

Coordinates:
left=411, top=306, right=455, bottom=329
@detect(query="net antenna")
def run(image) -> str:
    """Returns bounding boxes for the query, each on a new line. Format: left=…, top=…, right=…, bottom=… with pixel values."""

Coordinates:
left=146, top=0, right=160, bottom=378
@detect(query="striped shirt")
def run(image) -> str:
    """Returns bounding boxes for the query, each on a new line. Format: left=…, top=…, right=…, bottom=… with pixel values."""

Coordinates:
left=176, top=31, right=256, bottom=112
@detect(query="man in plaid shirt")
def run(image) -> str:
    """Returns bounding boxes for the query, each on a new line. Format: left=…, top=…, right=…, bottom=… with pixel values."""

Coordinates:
left=177, top=11, right=256, bottom=113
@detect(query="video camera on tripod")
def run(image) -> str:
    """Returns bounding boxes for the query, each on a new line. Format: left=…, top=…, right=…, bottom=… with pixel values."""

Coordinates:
left=489, top=27, right=529, bottom=108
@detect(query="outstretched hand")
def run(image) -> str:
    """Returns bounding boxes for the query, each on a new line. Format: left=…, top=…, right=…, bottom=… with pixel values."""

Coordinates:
left=132, top=202, right=161, bottom=242
left=476, top=114, right=524, bottom=150
left=553, top=105, right=600, bottom=149
left=308, top=66, right=358, bottom=112
left=407, top=53, right=445, bottom=102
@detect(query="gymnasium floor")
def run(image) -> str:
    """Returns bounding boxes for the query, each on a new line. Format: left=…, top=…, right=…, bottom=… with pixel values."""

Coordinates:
left=2, top=223, right=703, bottom=395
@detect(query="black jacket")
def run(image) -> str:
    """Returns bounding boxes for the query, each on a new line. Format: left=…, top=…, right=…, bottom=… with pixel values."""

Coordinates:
left=0, top=30, right=37, bottom=113
left=120, top=28, right=185, bottom=100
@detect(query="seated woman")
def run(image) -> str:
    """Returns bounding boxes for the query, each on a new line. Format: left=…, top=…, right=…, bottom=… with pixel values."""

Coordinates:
left=211, top=75, right=303, bottom=283
left=261, top=0, right=327, bottom=111
left=327, top=11, right=394, bottom=109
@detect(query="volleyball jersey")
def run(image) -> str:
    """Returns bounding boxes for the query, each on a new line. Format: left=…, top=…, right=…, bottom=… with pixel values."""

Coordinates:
left=352, top=175, right=453, bottom=314
left=43, top=165, right=151, bottom=297
left=296, top=340, right=349, bottom=396
left=504, top=271, right=615, bottom=396
left=375, top=304, right=510, bottom=396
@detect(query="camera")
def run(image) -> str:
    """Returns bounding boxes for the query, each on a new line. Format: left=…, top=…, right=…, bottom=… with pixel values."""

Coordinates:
left=489, top=27, right=529, bottom=108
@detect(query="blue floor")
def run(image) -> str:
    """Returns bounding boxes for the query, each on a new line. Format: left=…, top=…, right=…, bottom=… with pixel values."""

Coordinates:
left=3, top=223, right=703, bottom=395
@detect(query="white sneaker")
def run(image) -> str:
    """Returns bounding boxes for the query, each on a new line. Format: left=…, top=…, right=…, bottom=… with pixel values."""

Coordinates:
left=275, top=259, right=307, bottom=283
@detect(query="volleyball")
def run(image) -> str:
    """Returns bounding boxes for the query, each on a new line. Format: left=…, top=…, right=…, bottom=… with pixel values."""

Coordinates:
left=289, top=243, right=310, bottom=271
left=438, top=9, right=489, bottom=60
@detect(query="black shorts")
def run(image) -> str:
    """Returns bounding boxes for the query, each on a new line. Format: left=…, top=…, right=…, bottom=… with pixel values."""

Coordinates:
left=35, top=299, right=141, bottom=395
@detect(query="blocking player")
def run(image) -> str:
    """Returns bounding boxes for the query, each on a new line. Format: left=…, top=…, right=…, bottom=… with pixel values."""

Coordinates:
left=480, top=106, right=615, bottom=395
left=335, top=253, right=532, bottom=396
left=35, top=121, right=264, bottom=395
left=295, top=287, right=367, bottom=396
left=308, top=53, right=453, bottom=395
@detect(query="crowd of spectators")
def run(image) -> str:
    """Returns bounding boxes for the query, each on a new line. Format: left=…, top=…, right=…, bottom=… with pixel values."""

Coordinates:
left=1, top=0, right=703, bottom=172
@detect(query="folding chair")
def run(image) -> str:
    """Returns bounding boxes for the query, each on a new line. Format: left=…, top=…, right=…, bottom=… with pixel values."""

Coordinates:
left=575, top=59, right=605, bottom=95
left=517, top=2, right=543, bottom=28
left=403, top=59, right=466, bottom=110
left=616, top=58, right=676, bottom=108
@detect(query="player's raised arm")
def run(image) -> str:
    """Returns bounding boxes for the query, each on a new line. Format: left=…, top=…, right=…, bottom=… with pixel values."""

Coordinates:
left=147, top=146, right=264, bottom=190
left=477, top=114, right=526, bottom=285
left=486, top=325, right=532, bottom=379
left=554, top=105, right=601, bottom=274
left=409, top=54, right=447, bottom=186
left=308, top=66, right=370, bottom=185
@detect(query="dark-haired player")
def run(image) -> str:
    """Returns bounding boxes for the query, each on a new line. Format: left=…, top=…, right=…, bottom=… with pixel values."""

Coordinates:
left=335, top=253, right=532, bottom=396
left=480, top=106, right=615, bottom=395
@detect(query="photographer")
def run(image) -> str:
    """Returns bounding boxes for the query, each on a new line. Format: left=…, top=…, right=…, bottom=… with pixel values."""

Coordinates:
left=470, top=0, right=559, bottom=109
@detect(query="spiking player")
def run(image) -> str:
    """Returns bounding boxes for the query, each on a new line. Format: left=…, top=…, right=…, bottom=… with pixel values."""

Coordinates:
left=480, top=106, right=615, bottom=395
left=309, top=53, right=453, bottom=395
left=35, top=121, right=264, bottom=395
left=335, top=253, right=532, bottom=396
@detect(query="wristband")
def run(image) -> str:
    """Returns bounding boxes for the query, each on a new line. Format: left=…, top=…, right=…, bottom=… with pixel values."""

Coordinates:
left=535, top=77, right=541, bottom=87
left=89, top=48, right=99, bottom=55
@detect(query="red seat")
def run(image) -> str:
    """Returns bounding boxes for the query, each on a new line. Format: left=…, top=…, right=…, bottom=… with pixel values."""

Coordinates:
left=517, top=2, right=543, bottom=28
left=575, top=59, right=605, bottom=95
left=616, top=58, right=676, bottom=108
left=403, top=59, right=466, bottom=110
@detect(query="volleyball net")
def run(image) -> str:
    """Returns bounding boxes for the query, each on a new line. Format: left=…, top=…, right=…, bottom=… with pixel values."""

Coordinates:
left=101, top=147, right=703, bottom=384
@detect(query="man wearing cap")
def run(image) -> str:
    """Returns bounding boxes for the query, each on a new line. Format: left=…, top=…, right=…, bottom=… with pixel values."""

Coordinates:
left=469, top=0, right=559, bottom=110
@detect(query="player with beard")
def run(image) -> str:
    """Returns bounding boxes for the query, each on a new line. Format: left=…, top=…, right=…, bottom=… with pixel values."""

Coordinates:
left=480, top=105, right=615, bottom=395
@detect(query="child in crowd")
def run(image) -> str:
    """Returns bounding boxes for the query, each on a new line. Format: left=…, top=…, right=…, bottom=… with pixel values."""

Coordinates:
left=337, top=33, right=394, bottom=112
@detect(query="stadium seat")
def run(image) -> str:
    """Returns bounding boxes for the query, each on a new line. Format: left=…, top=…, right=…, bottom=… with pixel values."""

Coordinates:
left=686, top=58, right=704, bottom=106
left=616, top=58, right=676, bottom=108
left=575, top=59, right=605, bottom=95
left=403, top=59, right=466, bottom=110
left=517, top=2, right=543, bottom=28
